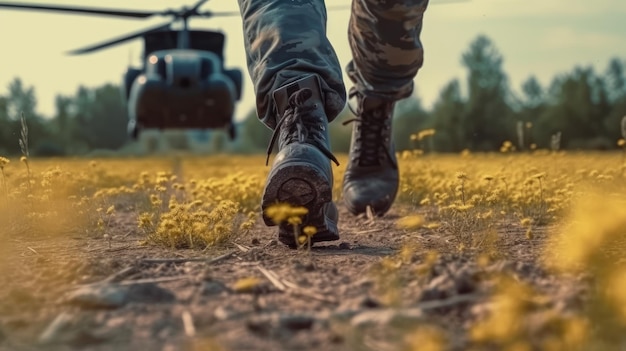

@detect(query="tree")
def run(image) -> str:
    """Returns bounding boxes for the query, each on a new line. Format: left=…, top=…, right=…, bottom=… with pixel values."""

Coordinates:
left=0, top=96, right=8, bottom=154
left=603, top=58, right=626, bottom=142
left=461, top=35, right=514, bottom=150
left=328, top=106, right=353, bottom=154
left=538, top=67, right=612, bottom=149
left=234, top=108, right=273, bottom=153
left=6, top=77, right=37, bottom=121
left=605, top=58, right=626, bottom=103
left=1, top=78, right=53, bottom=156
left=392, top=94, right=429, bottom=151
left=73, top=84, right=128, bottom=150
left=516, top=76, right=546, bottom=149
left=53, top=95, right=73, bottom=153
left=521, top=76, right=544, bottom=110
left=429, top=79, right=466, bottom=152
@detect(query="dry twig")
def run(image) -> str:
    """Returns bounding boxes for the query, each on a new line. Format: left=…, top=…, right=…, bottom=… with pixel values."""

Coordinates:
left=257, top=266, right=287, bottom=291
left=182, top=310, right=196, bottom=337
left=141, top=250, right=236, bottom=264
left=101, top=266, right=136, bottom=284
left=354, top=228, right=382, bottom=235
left=417, top=293, right=482, bottom=311
left=39, top=312, right=73, bottom=344
left=365, top=205, right=376, bottom=224
left=115, top=275, right=189, bottom=286
left=256, top=265, right=337, bottom=304
left=232, top=242, right=251, bottom=253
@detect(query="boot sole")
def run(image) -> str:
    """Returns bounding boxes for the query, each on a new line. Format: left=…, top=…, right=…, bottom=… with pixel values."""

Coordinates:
left=262, top=162, right=339, bottom=248
left=344, top=197, right=393, bottom=217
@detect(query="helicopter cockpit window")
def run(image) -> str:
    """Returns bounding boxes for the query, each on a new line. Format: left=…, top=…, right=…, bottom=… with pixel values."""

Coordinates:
left=143, top=30, right=225, bottom=63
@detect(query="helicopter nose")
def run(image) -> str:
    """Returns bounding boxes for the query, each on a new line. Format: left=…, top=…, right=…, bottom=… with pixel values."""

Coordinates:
left=178, top=77, right=192, bottom=89
left=165, top=53, right=201, bottom=89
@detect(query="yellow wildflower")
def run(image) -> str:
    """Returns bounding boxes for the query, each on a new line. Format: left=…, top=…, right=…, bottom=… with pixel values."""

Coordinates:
left=396, top=215, right=425, bottom=229
left=0, top=157, right=9, bottom=169
left=232, top=277, right=263, bottom=293
left=264, top=203, right=308, bottom=224
left=303, top=226, right=317, bottom=237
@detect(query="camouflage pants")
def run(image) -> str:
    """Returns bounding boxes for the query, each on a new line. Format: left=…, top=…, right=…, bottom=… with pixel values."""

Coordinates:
left=237, top=0, right=429, bottom=129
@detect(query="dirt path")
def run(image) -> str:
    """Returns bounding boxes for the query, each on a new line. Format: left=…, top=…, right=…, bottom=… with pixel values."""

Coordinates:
left=0, top=203, right=582, bottom=351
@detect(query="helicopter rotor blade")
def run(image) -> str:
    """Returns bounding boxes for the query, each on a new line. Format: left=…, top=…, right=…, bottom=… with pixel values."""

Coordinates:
left=191, top=0, right=211, bottom=12
left=66, top=21, right=173, bottom=55
left=197, top=10, right=242, bottom=18
left=0, top=2, right=158, bottom=18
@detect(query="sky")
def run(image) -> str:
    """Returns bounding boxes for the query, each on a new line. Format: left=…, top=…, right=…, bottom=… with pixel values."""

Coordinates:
left=0, top=0, right=625, bottom=120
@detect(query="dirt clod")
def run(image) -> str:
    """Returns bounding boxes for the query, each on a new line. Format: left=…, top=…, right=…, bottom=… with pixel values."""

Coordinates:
left=278, top=314, right=316, bottom=331
left=201, top=281, right=227, bottom=296
left=66, top=286, right=129, bottom=309
left=338, top=242, right=351, bottom=250
left=66, top=283, right=176, bottom=309
left=350, top=308, right=424, bottom=328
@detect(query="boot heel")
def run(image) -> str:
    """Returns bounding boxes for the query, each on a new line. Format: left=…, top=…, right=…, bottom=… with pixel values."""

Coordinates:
left=261, top=162, right=331, bottom=227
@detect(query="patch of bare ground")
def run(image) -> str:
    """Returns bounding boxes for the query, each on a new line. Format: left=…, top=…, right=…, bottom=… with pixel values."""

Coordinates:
left=0, top=204, right=586, bottom=351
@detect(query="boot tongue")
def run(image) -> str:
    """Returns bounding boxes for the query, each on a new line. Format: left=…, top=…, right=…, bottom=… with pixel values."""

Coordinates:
left=361, top=95, right=388, bottom=115
left=357, top=97, right=395, bottom=167
left=288, top=88, right=313, bottom=107
left=272, top=75, right=325, bottom=118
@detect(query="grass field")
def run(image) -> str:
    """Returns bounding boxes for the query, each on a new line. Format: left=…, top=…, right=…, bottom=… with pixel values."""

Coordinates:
left=1, top=150, right=625, bottom=350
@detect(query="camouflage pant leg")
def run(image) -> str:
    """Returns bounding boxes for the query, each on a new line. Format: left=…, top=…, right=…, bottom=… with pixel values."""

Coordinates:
left=347, top=0, right=429, bottom=100
left=237, top=0, right=346, bottom=129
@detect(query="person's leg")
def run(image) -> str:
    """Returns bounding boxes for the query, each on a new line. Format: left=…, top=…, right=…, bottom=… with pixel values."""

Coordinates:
left=343, top=0, right=429, bottom=216
left=237, top=0, right=346, bottom=248
left=347, top=0, right=428, bottom=99
left=237, top=0, right=346, bottom=129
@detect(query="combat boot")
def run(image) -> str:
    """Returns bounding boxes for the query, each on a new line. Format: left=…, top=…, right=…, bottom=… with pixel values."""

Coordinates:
left=342, top=87, right=399, bottom=216
left=262, top=74, right=340, bottom=248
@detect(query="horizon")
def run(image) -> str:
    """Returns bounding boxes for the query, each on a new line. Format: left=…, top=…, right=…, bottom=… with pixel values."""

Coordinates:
left=1, top=0, right=625, bottom=120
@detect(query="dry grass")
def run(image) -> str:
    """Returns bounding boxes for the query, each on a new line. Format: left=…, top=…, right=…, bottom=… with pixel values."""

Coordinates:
left=1, top=149, right=625, bottom=349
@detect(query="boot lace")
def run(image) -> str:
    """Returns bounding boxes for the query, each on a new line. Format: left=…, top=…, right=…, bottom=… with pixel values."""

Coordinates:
left=266, top=88, right=340, bottom=167
left=342, top=87, right=397, bottom=169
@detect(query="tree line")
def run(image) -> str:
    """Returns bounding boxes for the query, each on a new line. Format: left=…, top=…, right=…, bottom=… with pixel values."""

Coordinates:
left=241, top=35, right=626, bottom=154
left=1, top=34, right=625, bottom=156
left=0, top=82, right=127, bottom=156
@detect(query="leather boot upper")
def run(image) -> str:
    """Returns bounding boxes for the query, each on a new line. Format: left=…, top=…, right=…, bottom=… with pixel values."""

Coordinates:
left=262, top=74, right=341, bottom=247
left=342, top=87, right=399, bottom=216
left=266, top=75, right=339, bottom=169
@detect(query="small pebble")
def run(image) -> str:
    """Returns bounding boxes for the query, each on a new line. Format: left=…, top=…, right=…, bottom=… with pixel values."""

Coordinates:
left=360, top=296, right=381, bottom=308
left=338, top=242, right=351, bottom=250
left=279, top=315, right=315, bottom=331
left=202, top=281, right=226, bottom=296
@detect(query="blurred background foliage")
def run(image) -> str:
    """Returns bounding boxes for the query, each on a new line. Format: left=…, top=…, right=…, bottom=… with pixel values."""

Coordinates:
left=1, top=34, right=625, bottom=157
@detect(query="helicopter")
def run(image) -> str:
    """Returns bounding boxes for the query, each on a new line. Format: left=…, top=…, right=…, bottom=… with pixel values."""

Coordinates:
left=0, top=0, right=245, bottom=141
left=0, top=0, right=470, bottom=143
